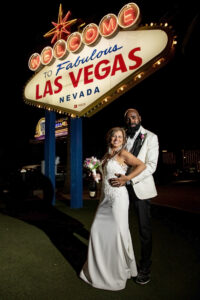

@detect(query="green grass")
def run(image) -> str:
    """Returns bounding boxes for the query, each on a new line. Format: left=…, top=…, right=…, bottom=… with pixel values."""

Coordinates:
left=0, top=199, right=199, bottom=300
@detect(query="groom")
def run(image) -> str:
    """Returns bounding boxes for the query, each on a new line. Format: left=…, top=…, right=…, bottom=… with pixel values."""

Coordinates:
left=110, top=108, right=159, bottom=285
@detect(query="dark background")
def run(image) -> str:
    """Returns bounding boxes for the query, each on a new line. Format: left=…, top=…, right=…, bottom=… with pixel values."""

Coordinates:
left=2, top=0, right=200, bottom=169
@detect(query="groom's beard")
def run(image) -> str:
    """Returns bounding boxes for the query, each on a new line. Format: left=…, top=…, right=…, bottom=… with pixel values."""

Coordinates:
left=126, top=122, right=141, bottom=138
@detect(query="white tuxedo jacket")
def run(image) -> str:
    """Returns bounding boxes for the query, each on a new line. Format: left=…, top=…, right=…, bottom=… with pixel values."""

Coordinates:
left=128, top=126, right=159, bottom=200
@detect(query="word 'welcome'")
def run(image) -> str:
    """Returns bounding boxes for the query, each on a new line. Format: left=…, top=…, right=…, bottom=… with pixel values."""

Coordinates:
left=28, top=3, right=140, bottom=71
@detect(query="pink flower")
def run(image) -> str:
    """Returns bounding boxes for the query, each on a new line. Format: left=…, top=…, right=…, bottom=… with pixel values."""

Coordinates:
left=140, top=133, right=147, bottom=141
left=83, top=157, right=100, bottom=171
left=83, top=156, right=101, bottom=183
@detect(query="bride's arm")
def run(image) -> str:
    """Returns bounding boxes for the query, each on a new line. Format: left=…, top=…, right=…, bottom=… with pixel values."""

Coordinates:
left=111, top=150, right=146, bottom=187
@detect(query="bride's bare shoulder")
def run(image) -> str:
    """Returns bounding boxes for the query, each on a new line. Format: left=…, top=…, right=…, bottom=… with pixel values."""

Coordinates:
left=120, top=149, right=129, bottom=155
left=119, top=149, right=131, bottom=158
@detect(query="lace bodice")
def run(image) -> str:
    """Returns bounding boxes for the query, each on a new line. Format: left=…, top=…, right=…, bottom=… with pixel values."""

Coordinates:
left=99, top=157, right=128, bottom=205
left=103, top=157, right=128, bottom=180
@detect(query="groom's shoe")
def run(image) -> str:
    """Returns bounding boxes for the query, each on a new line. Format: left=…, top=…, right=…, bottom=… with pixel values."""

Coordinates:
left=135, top=271, right=151, bottom=285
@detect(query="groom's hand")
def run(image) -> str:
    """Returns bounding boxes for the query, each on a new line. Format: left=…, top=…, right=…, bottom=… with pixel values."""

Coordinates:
left=109, top=174, right=128, bottom=187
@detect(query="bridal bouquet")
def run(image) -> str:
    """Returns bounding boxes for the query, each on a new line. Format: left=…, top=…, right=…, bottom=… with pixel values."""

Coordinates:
left=83, top=156, right=101, bottom=183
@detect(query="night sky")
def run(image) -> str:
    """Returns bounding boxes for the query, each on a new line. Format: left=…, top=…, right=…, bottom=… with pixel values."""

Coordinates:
left=2, top=0, right=200, bottom=167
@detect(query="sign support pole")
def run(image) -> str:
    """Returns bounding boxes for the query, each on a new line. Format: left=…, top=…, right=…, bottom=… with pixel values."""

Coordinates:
left=44, top=110, right=56, bottom=205
left=70, top=117, right=83, bottom=208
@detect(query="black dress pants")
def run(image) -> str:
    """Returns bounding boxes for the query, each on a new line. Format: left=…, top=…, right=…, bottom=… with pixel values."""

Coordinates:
left=126, top=184, right=152, bottom=273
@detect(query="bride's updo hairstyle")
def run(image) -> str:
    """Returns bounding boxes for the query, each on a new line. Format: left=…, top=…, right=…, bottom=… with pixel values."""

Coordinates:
left=106, top=127, right=127, bottom=150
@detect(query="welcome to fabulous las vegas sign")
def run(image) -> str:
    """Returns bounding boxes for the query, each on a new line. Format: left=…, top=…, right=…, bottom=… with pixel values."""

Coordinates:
left=24, top=3, right=177, bottom=117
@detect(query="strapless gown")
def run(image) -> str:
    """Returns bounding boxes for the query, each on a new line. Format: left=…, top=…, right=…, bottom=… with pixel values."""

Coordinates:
left=80, top=157, right=137, bottom=290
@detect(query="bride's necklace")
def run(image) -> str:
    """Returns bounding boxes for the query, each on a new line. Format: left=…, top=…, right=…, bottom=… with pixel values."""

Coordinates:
left=108, top=146, right=122, bottom=156
left=102, top=146, right=123, bottom=168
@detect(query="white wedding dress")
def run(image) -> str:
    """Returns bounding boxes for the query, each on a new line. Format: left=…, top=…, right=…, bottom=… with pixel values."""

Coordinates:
left=80, top=157, right=137, bottom=291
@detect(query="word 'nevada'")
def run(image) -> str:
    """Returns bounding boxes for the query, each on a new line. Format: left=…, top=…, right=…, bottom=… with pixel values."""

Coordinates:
left=29, top=3, right=140, bottom=71
left=59, top=87, right=100, bottom=102
left=35, top=47, right=142, bottom=100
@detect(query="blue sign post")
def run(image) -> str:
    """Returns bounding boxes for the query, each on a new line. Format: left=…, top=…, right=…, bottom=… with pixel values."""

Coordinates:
left=44, top=110, right=56, bottom=205
left=70, top=117, right=83, bottom=208
left=44, top=112, right=83, bottom=208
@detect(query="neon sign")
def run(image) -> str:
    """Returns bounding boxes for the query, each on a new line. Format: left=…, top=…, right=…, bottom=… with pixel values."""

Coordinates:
left=24, top=3, right=177, bottom=117
left=34, top=118, right=68, bottom=140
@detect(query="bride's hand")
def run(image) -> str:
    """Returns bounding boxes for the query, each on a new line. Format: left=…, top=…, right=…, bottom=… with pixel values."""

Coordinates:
left=92, top=172, right=101, bottom=182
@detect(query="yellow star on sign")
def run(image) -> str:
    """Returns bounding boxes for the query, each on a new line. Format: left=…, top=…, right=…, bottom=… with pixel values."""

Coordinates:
left=44, top=4, right=77, bottom=44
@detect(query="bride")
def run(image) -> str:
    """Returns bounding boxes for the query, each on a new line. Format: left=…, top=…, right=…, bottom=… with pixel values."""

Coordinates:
left=80, top=127, right=146, bottom=291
